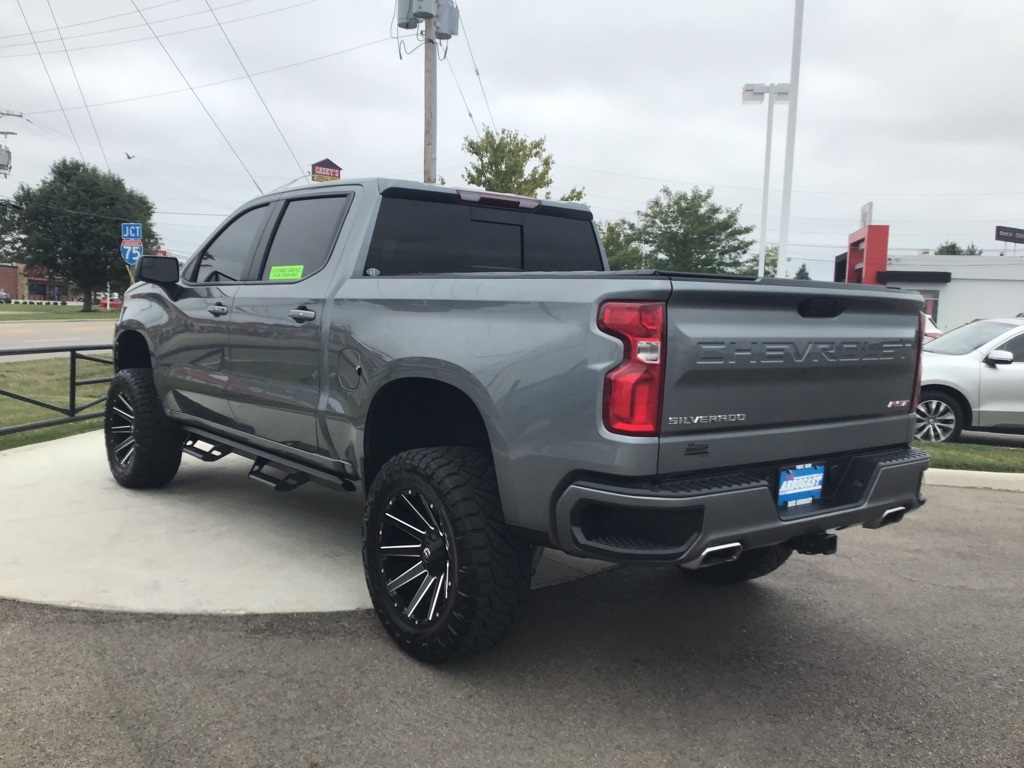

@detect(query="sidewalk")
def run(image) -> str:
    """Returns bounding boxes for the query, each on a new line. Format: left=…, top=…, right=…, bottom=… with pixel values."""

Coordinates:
left=0, top=431, right=610, bottom=615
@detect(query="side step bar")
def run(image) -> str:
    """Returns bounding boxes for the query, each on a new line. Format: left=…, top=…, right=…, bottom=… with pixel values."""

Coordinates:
left=182, top=437, right=232, bottom=463
left=248, top=458, right=309, bottom=493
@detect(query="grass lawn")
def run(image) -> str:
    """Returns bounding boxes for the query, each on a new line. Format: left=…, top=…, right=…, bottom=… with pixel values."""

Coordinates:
left=0, top=304, right=119, bottom=322
left=915, top=440, right=1024, bottom=474
left=0, top=353, right=114, bottom=452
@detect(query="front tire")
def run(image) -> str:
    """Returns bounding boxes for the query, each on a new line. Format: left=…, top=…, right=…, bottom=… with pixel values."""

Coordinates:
left=680, top=544, right=793, bottom=585
left=104, top=368, right=184, bottom=488
left=363, top=447, right=534, bottom=663
left=915, top=391, right=964, bottom=442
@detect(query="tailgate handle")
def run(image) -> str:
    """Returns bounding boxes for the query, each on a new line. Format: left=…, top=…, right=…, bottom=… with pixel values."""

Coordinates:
left=798, top=297, right=847, bottom=318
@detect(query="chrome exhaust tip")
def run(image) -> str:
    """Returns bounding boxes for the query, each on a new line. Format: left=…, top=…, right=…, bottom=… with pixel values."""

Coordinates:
left=695, top=542, right=743, bottom=569
left=864, top=505, right=908, bottom=529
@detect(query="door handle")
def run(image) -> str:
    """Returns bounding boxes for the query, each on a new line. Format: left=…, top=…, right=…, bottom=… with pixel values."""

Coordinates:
left=207, top=303, right=229, bottom=317
left=288, top=308, right=317, bottom=323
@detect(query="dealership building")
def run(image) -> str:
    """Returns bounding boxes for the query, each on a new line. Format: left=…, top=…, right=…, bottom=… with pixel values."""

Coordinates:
left=834, top=223, right=1024, bottom=331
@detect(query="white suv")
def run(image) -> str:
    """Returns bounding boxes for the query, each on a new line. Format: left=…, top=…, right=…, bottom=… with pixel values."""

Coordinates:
left=916, top=318, right=1024, bottom=441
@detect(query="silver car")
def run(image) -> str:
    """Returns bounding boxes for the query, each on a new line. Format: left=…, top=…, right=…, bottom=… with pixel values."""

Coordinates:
left=916, top=318, right=1024, bottom=442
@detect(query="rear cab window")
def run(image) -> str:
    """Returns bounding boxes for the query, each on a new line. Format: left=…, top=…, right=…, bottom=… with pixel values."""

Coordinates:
left=364, top=192, right=603, bottom=276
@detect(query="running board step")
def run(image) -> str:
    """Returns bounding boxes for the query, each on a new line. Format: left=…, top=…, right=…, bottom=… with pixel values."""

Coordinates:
left=247, top=458, right=309, bottom=492
left=183, top=437, right=233, bottom=463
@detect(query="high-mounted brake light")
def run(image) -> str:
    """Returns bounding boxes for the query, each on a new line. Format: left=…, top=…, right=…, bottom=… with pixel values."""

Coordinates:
left=911, top=312, right=926, bottom=411
left=456, top=188, right=542, bottom=209
left=598, top=301, right=666, bottom=435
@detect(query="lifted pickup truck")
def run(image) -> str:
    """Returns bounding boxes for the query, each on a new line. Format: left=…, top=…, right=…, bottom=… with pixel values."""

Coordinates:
left=107, top=178, right=929, bottom=662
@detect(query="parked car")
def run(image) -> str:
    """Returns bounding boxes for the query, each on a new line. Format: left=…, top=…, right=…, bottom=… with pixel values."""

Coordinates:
left=0, top=288, right=11, bottom=303
left=916, top=318, right=1024, bottom=442
left=106, top=178, right=929, bottom=661
left=98, top=298, right=123, bottom=309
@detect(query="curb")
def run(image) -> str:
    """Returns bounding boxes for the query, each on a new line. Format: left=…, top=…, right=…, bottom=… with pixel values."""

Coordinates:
left=923, top=468, right=1024, bottom=492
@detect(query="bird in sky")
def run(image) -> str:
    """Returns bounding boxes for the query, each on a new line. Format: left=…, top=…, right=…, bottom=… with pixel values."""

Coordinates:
left=125, top=153, right=135, bottom=160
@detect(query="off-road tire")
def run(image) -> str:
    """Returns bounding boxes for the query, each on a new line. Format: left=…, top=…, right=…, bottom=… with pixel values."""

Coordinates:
left=104, top=368, right=184, bottom=489
left=363, top=447, right=534, bottom=663
left=915, top=390, right=965, bottom=443
left=681, top=544, right=793, bottom=585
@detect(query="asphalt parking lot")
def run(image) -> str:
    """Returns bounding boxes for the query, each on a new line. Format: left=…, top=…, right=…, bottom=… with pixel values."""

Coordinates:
left=1, top=485, right=1021, bottom=768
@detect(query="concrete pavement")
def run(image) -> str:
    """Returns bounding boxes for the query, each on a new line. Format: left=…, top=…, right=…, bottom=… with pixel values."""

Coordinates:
left=0, top=431, right=1019, bottom=617
left=0, top=432, right=610, bottom=614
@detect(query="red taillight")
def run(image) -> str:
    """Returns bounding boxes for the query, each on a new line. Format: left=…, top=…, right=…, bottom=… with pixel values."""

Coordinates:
left=598, top=301, right=666, bottom=435
left=911, top=312, right=925, bottom=411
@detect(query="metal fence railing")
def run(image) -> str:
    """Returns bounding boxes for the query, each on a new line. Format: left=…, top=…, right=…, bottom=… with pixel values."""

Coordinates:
left=0, top=345, right=114, bottom=436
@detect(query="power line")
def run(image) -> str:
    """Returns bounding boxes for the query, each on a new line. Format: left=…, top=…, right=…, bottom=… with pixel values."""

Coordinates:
left=456, top=11, right=495, bottom=128
left=43, top=0, right=110, bottom=172
left=202, top=0, right=307, bottom=180
left=25, top=37, right=393, bottom=117
left=128, top=0, right=263, bottom=193
left=13, top=0, right=84, bottom=162
left=0, top=0, right=325, bottom=59
left=0, top=0, right=184, bottom=41
left=446, top=57, right=479, bottom=137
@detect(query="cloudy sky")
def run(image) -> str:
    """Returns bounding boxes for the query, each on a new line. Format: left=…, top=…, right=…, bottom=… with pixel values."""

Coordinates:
left=2, top=0, right=1024, bottom=278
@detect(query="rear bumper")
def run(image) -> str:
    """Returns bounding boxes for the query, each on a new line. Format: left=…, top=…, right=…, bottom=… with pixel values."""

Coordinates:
left=552, top=447, right=929, bottom=565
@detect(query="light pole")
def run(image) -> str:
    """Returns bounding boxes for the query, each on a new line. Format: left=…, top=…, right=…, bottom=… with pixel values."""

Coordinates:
left=778, top=0, right=805, bottom=277
left=742, top=83, right=789, bottom=278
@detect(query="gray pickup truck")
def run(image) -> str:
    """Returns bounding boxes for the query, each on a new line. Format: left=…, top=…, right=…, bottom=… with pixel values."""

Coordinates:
left=107, top=178, right=929, bottom=662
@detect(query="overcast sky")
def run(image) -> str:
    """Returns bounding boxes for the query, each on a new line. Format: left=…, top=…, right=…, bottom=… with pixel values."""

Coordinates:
left=2, top=0, right=1024, bottom=278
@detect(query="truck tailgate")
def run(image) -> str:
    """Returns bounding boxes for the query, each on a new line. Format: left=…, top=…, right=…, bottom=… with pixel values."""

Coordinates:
left=658, top=278, right=922, bottom=475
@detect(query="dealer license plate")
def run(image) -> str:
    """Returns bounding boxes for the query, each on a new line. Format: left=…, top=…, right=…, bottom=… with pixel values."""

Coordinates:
left=778, top=464, right=825, bottom=509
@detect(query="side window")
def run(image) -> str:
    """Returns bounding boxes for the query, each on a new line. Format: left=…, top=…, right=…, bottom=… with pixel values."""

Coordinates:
left=259, top=196, right=350, bottom=281
left=193, top=206, right=269, bottom=283
left=999, top=332, right=1024, bottom=362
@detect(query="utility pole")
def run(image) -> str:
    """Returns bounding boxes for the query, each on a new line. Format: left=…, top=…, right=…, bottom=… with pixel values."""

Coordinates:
left=396, top=0, right=457, bottom=184
left=424, top=15, right=438, bottom=184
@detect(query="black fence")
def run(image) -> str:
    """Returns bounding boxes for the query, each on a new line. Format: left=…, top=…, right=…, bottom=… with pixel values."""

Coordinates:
left=0, top=345, right=114, bottom=436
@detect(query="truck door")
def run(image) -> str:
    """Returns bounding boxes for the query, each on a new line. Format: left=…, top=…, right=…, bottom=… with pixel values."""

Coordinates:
left=159, top=204, right=271, bottom=428
left=227, top=193, right=352, bottom=455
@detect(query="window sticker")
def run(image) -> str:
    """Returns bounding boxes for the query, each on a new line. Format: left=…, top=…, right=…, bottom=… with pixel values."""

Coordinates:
left=268, top=265, right=304, bottom=280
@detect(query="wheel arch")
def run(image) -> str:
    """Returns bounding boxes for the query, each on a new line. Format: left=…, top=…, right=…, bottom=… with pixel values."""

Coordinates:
left=114, top=330, right=152, bottom=371
left=362, top=374, right=502, bottom=492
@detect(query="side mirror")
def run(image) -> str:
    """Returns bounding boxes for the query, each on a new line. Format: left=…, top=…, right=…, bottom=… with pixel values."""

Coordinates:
left=985, top=350, right=1014, bottom=366
left=135, top=255, right=179, bottom=285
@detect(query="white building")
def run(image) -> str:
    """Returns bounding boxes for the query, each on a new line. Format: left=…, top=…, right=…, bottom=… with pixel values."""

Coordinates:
left=880, top=254, right=1024, bottom=331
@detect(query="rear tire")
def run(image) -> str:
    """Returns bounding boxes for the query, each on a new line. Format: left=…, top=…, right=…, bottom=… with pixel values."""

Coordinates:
left=104, top=368, right=184, bottom=489
left=363, top=447, right=534, bottom=663
left=680, top=544, right=793, bottom=585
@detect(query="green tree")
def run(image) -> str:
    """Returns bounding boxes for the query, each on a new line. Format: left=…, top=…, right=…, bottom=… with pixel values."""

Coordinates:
left=599, top=218, right=645, bottom=270
left=12, top=159, right=160, bottom=311
left=738, top=244, right=779, bottom=278
left=935, top=240, right=982, bottom=255
left=462, top=127, right=584, bottom=201
left=631, top=186, right=754, bottom=274
left=794, top=262, right=812, bottom=280
left=0, top=201, right=26, bottom=263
